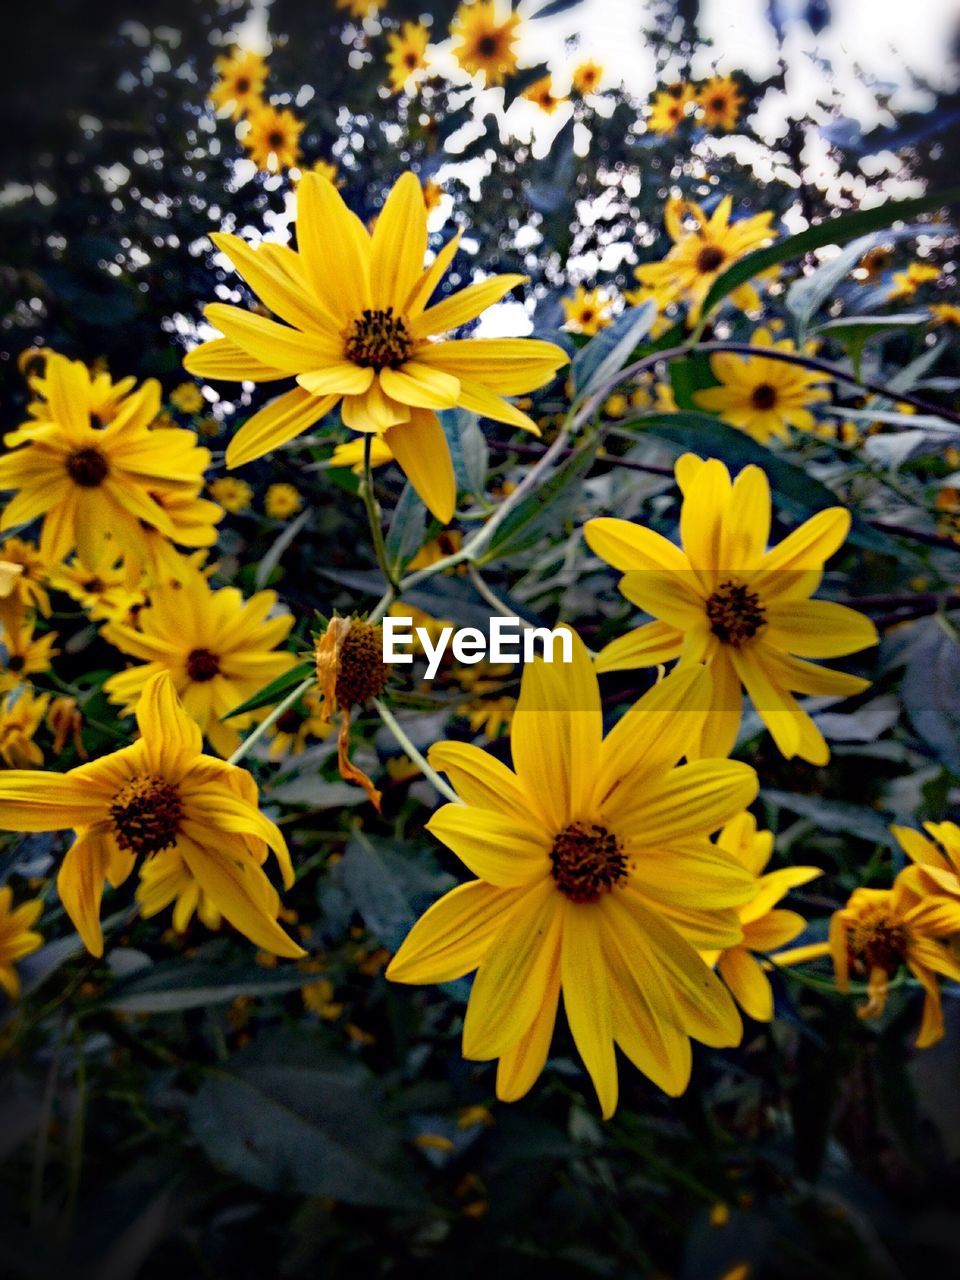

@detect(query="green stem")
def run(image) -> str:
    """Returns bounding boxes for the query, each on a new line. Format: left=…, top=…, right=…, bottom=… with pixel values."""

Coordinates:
left=227, top=676, right=314, bottom=766
left=361, top=435, right=400, bottom=592
left=373, top=698, right=461, bottom=804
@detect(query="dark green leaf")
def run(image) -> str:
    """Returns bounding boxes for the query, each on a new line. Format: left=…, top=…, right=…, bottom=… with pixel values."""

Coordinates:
left=572, top=302, right=656, bottom=397
left=106, top=961, right=312, bottom=1013
left=224, top=662, right=314, bottom=719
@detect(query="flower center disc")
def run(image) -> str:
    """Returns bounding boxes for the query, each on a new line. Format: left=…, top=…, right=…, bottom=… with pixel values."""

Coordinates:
left=345, top=307, right=414, bottom=371
left=110, top=774, right=183, bottom=855
left=332, top=621, right=390, bottom=706
left=477, top=33, right=499, bottom=57
left=695, top=244, right=726, bottom=273
left=850, top=910, right=908, bottom=976
left=66, top=446, right=110, bottom=488
left=706, top=579, right=766, bottom=646
left=550, top=822, right=627, bottom=903
left=750, top=382, right=778, bottom=410
left=186, top=647, right=221, bottom=682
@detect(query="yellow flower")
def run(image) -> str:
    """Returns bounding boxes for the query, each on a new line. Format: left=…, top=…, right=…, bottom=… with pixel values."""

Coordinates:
left=456, top=661, right=515, bottom=739
left=584, top=453, right=878, bottom=764
left=243, top=103, right=304, bottom=173
left=647, top=84, right=693, bottom=134
left=184, top=172, right=567, bottom=522
left=633, top=196, right=776, bottom=325
left=0, top=688, right=50, bottom=767
left=337, top=0, right=384, bottom=17
left=421, top=179, right=444, bottom=213
left=929, top=302, right=960, bottom=326
left=523, top=75, right=564, bottom=114
left=890, top=820, right=960, bottom=898
left=265, top=482, right=303, bottom=519
left=888, top=261, right=940, bottom=301
left=101, top=567, right=296, bottom=757
left=267, top=689, right=332, bottom=757
left=209, top=476, right=254, bottom=514
left=694, top=328, right=832, bottom=443
left=388, top=628, right=758, bottom=1116
left=0, top=673, right=303, bottom=958
left=302, top=976, right=344, bottom=1018
left=0, top=621, right=58, bottom=693
left=25, top=359, right=138, bottom=428
left=137, top=843, right=230, bottom=935
left=125, top=490, right=223, bottom=588
left=697, top=75, right=744, bottom=131
left=561, top=285, right=612, bottom=336
left=571, top=60, right=603, bottom=95
left=450, top=1, right=521, bottom=86
left=0, top=537, right=50, bottom=634
left=603, top=393, right=628, bottom=418
left=47, top=696, right=86, bottom=758
left=170, top=381, right=204, bottom=414
left=49, top=555, right=136, bottom=621
left=328, top=435, right=394, bottom=474
left=0, top=354, right=212, bottom=571
left=701, top=813, right=820, bottom=1021
left=314, top=615, right=390, bottom=808
left=210, top=48, right=268, bottom=121
left=386, top=21, right=430, bottom=94
left=0, top=887, right=43, bottom=999
left=292, top=158, right=342, bottom=188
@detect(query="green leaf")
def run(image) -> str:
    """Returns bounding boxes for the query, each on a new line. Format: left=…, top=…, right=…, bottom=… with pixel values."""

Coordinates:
left=699, top=188, right=960, bottom=324
left=223, top=662, right=314, bottom=719
left=572, top=302, right=656, bottom=397
left=331, top=831, right=454, bottom=951
left=899, top=615, right=960, bottom=776
left=761, top=790, right=896, bottom=847
left=814, top=313, right=930, bottom=379
left=439, top=407, right=488, bottom=496
left=481, top=438, right=599, bottom=561
left=384, top=481, right=428, bottom=578
left=106, top=961, right=311, bottom=1013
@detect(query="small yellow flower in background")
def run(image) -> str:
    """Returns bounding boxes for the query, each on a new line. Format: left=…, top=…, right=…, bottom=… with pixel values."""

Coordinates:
left=264, top=483, right=303, bottom=520
left=634, top=195, right=776, bottom=325
left=571, top=60, right=603, bottom=95
left=328, top=436, right=395, bottom=474
left=0, top=672, right=303, bottom=959
left=523, top=75, right=564, bottom=114
left=184, top=171, right=566, bottom=522
left=210, top=48, right=268, bottom=121
left=302, top=976, right=344, bottom=1019
left=561, top=285, right=612, bottom=336
left=456, top=662, right=515, bottom=739
left=697, top=75, right=744, bottom=131
left=314, top=616, right=391, bottom=810
left=209, top=476, right=254, bottom=514
left=887, top=260, right=940, bottom=301
left=243, top=103, right=304, bottom=173
left=0, top=621, right=58, bottom=693
left=701, top=813, right=820, bottom=1021
left=584, top=454, right=878, bottom=764
left=0, top=688, right=50, bottom=767
left=292, top=158, right=343, bottom=188
left=694, top=328, right=832, bottom=444
left=49, top=556, right=133, bottom=621
left=603, top=392, right=629, bottom=418
left=386, top=21, right=430, bottom=94
left=389, top=628, right=759, bottom=1117
left=337, top=0, right=384, bottom=17
left=0, top=538, right=50, bottom=635
left=450, top=1, right=521, bottom=86
left=170, top=381, right=204, bottom=415
left=0, top=887, right=43, bottom=1000
left=647, top=84, right=694, bottom=135
left=47, top=695, right=86, bottom=759
left=929, top=302, right=960, bottom=327
left=421, top=179, right=444, bottom=213
left=268, top=689, right=332, bottom=758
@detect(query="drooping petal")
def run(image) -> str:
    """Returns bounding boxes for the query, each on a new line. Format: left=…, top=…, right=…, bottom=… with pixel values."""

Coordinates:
left=695, top=652, right=743, bottom=760
left=718, top=947, right=773, bottom=1021
left=387, top=880, right=524, bottom=983
left=384, top=409, right=457, bottom=523
left=57, top=828, right=111, bottom=957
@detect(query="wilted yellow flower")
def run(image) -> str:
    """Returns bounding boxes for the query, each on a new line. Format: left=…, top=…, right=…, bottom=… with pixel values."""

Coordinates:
left=523, top=75, right=564, bottom=114
left=450, top=1, right=521, bottom=86
left=389, top=629, right=758, bottom=1116
left=0, top=673, right=302, bottom=958
left=209, top=476, right=254, bottom=514
left=694, top=328, right=831, bottom=443
left=571, top=60, right=603, bottom=95
left=243, top=103, right=304, bottom=172
left=0, top=887, right=43, bottom=999
left=888, top=261, right=940, bottom=301
left=314, top=615, right=390, bottom=809
left=386, top=21, right=430, bottom=93
left=585, top=454, right=878, bottom=764
left=170, top=382, right=204, bottom=414
left=210, top=48, right=268, bottom=121
left=561, top=285, right=612, bottom=336
left=264, top=483, right=303, bottom=520
left=0, top=688, right=50, bottom=767
left=47, top=695, right=86, bottom=759
left=697, top=75, right=744, bottom=131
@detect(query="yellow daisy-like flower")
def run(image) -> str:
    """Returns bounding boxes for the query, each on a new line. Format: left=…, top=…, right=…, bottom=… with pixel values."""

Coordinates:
left=210, top=48, right=268, bottom=121
left=170, top=381, right=204, bottom=414
left=120, top=489, right=223, bottom=590
left=184, top=172, right=567, bottom=522
left=647, top=84, right=694, bottom=135
left=571, top=60, right=603, bottom=95
left=101, top=567, right=296, bottom=758
left=523, top=74, right=564, bottom=114
left=421, top=179, right=444, bottom=213
left=0, top=672, right=303, bottom=959
left=450, top=1, right=521, bottom=87
left=49, top=555, right=135, bottom=621
left=702, top=813, right=820, bottom=1021
left=264, top=483, right=303, bottom=519
left=0, top=687, right=50, bottom=768
left=633, top=195, right=776, bottom=325
left=890, top=820, right=960, bottom=898
left=0, top=354, right=212, bottom=571
left=209, top=476, right=254, bottom=514
left=386, top=21, right=430, bottom=94
left=388, top=628, right=759, bottom=1116
left=0, top=537, right=49, bottom=634
left=561, top=285, right=612, bottom=336
left=0, top=887, right=43, bottom=999
left=243, top=103, right=304, bottom=173
left=694, top=328, right=832, bottom=444
left=888, top=261, right=940, bottom=301
left=697, top=75, right=744, bottom=131
left=267, top=689, right=332, bottom=758
left=0, top=621, right=58, bottom=693
left=25, top=360, right=137, bottom=428
left=293, top=159, right=342, bottom=188
left=584, top=454, right=878, bottom=764
left=329, top=436, right=394, bottom=473
left=929, top=302, right=960, bottom=327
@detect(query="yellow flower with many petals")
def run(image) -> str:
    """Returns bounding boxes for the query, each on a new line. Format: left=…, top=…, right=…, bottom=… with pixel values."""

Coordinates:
left=0, top=354, right=212, bottom=572
left=329, top=436, right=394, bottom=473
left=49, top=556, right=137, bottom=621
left=137, top=844, right=229, bottom=935
left=101, top=568, right=296, bottom=757
left=243, top=103, right=304, bottom=173
left=523, top=75, right=564, bottom=113
left=0, top=688, right=50, bottom=768
left=209, top=476, right=254, bottom=514
left=0, top=888, right=43, bottom=999
left=184, top=172, right=567, bottom=522
left=888, top=260, right=940, bottom=301
left=120, top=489, right=223, bottom=589
left=702, top=813, right=820, bottom=1021
left=210, top=48, right=268, bottom=121
left=450, top=1, right=521, bottom=86
left=633, top=196, right=776, bottom=325
left=170, top=381, right=204, bottom=414
left=890, top=820, right=960, bottom=898
left=264, top=483, right=303, bottom=519
left=694, top=328, right=832, bottom=443
left=584, top=454, right=878, bottom=764
left=0, top=673, right=303, bottom=959
left=25, top=360, right=138, bottom=428
left=697, top=75, right=744, bottom=131
left=0, top=538, right=49, bottom=634
left=388, top=629, right=759, bottom=1116
left=0, top=621, right=58, bottom=693
left=267, top=689, right=332, bottom=757
left=386, top=21, right=430, bottom=94
left=647, top=84, right=693, bottom=135
left=561, top=285, right=612, bottom=336
left=571, top=60, right=603, bottom=95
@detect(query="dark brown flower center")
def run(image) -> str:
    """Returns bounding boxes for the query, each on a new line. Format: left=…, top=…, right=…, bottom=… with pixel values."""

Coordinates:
left=268, top=130, right=285, bottom=148
left=6, top=655, right=25, bottom=673
left=344, top=307, right=414, bottom=370
left=550, top=822, right=627, bottom=904
left=66, top=446, right=109, bottom=488
left=404, top=51, right=418, bottom=68
left=83, top=577, right=105, bottom=593
left=333, top=620, right=389, bottom=706
left=186, top=647, right=221, bottom=682
left=750, top=383, right=778, bottom=410
left=236, top=77, right=250, bottom=92
left=695, top=244, right=726, bottom=273
left=710, top=95, right=726, bottom=111
left=706, top=579, right=766, bottom=646
left=110, top=774, right=183, bottom=856
left=276, top=708, right=303, bottom=734
left=849, top=909, right=908, bottom=977
left=477, top=33, right=499, bottom=57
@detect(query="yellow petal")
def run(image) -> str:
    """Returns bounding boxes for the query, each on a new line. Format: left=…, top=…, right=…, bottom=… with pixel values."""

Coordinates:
left=594, top=622, right=684, bottom=672
left=719, top=465, right=770, bottom=568
left=183, top=337, right=288, bottom=383
left=296, top=364, right=375, bottom=397
left=211, top=232, right=338, bottom=334
left=756, top=507, right=850, bottom=584
left=426, top=804, right=550, bottom=886
left=756, top=648, right=871, bottom=699
left=694, top=652, right=743, bottom=760
left=405, top=229, right=463, bottom=315
left=584, top=518, right=691, bottom=574
left=0, top=771, right=108, bottom=831
left=135, top=671, right=202, bottom=774
left=679, top=456, right=732, bottom=587
left=561, top=901, right=618, bottom=1118
left=495, top=965, right=561, bottom=1103
left=618, top=569, right=706, bottom=633
left=741, top=908, right=808, bottom=950
left=384, top=409, right=457, bottom=523
left=226, top=388, right=334, bottom=468
left=379, top=363, right=461, bottom=409
left=426, top=740, right=537, bottom=825
left=370, top=171, right=428, bottom=310
left=413, top=274, right=528, bottom=338
left=57, top=829, right=111, bottom=957
left=295, top=172, right=371, bottom=320
left=342, top=379, right=410, bottom=433
left=611, top=759, right=758, bottom=843
left=387, top=880, right=523, bottom=984
left=718, top=947, right=773, bottom=1021
left=454, top=381, right=541, bottom=432
left=420, top=338, right=567, bottom=393
left=627, top=840, right=755, bottom=911
left=763, top=600, right=878, bottom=659
left=204, top=303, right=338, bottom=374
left=739, top=867, right=821, bottom=924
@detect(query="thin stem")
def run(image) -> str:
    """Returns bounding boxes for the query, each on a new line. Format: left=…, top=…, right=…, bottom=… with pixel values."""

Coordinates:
left=373, top=698, right=461, bottom=804
left=467, top=564, right=531, bottom=624
left=361, top=435, right=399, bottom=592
left=227, top=676, right=314, bottom=766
